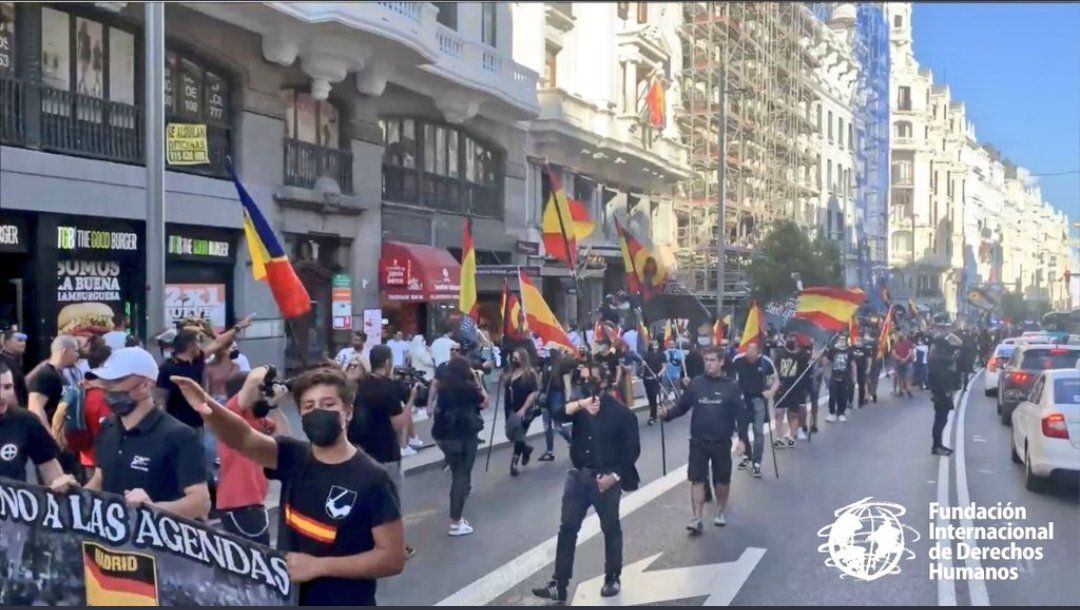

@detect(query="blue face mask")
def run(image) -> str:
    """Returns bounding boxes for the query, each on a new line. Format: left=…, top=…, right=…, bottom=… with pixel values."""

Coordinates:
left=104, top=390, right=138, bottom=417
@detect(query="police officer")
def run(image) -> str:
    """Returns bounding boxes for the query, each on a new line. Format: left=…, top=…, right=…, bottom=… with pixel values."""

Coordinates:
left=927, top=333, right=962, bottom=456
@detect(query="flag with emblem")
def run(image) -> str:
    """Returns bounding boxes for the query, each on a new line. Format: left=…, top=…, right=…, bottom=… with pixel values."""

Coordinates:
left=518, top=268, right=575, bottom=352
left=738, top=300, right=764, bottom=354
left=793, top=287, right=866, bottom=332
left=540, top=166, right=580, bottom=268
left=83, top=542, right=159, bottom=606
left=459, top=218, right=478, bottom=320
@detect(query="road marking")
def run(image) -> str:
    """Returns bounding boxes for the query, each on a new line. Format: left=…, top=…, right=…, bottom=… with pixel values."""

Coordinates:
left=955, top=371, right=991, bottom=606
left=570, top=548, right=766, bottom=606
left=936, top=392, right=958, bottom=607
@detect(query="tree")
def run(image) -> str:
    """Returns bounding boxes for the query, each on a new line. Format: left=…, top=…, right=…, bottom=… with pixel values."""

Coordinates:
left=745, top=219, right=844, bottom=303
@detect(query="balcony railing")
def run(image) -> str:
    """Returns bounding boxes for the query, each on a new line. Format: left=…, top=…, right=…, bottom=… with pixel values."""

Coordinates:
left=375, top=1, right=424, bottom=23
left=382, top=164, right=502, bottom=218
left=283, top=138, right=354, bottom=194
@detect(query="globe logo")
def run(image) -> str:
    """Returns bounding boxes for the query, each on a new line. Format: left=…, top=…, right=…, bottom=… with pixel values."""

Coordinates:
left=817, top=497, right=920, bottom=581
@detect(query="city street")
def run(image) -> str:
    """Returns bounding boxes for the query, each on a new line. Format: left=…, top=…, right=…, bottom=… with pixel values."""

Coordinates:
left=370, top=372, right=1079, bottom=607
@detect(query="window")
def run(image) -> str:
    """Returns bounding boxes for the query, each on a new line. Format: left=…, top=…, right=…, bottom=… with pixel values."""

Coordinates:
left=0, top=2, right=15, bottom=75
left=838, top=117, right=844, bottom=148
left=482, top=3, right=496, bottom=47
left=816, top=103, right=822, bottom=130
left=617, top=2, right=629, bottom=20
left=542, top=45, right=558, bottom=88
left=281, top=90, right=339, bottom=148
left=827, top=110, right=834, bottom=142
left=636, top=1, right=648, bottom=23
left=895, top=121, right=912, bottom=138
left=165, top=50, right=232, bottom=176
left=848, top=123, right=853, bottom=149
left=827, top=160, right=832, bottom=191
left=898, top=86, right=911, bottom=111
left=890, top=160, right=912, bottom=185
left=816, top=154, right=822, bottom=188
left=894, top=14, right=902, bottom=28
left=37, top=7, right=136, bottom=107
left=434, top=2, right=457, bottom=29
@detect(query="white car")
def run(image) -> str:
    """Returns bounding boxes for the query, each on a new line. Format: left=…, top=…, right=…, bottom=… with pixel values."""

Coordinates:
left=1010, top=369, right=1080, bottom=492
left=984, top=343, right=1017, bottom=396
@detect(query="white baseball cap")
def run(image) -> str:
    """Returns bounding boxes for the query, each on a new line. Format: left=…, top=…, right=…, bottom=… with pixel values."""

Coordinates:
left=91, top=347, right=160, bottom=381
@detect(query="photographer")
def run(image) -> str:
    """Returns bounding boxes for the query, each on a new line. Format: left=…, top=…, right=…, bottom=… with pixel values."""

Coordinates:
left=169, top=367, right=405, bottom=605
left=432, top=356, right=488, bottom=536
left=215, top=367, right=290, bottom=545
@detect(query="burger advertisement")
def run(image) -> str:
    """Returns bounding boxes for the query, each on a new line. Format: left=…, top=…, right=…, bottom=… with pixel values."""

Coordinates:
left=56, top=260, right=127, bottom=343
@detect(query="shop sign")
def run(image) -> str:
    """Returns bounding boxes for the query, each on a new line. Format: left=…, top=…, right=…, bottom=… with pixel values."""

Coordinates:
left=383, top=258, right=409, bottom=287
left=0, top=216, right=26, bottom=253
left=332, top=274, right=352, bottom=331
left=57, top=226, right=138, bottom=251
left=166, top=123, right=209, bottom=165
left=476, top=265, right=541, bottom=276
left=56, top=260, right=128, bottom=340
left=363, top=309, right=383, bottom=344
left=430, top=267, right=460, bottom=293
left=168, top=234, right=229, bottom=258
left=165, top=283, right=227, bottom=333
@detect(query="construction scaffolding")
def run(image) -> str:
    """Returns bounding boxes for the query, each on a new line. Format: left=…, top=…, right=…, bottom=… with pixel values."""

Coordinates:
left=675, top=2, right=820, bottom=304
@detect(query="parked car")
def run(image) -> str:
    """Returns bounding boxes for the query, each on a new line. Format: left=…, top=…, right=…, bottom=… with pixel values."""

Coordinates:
left=1010, top=369, right=1080, bottom=492
left=998, top=344, right=1080, bottom=425
left=984, top=344, right=1016, bottom=396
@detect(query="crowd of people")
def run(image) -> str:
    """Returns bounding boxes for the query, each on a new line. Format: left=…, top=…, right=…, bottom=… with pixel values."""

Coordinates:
left=0, top=304, right=1002, bottom=605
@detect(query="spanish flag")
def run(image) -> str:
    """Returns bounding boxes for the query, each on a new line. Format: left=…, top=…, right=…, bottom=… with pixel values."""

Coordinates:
left=616, top=218, right=668, bottom=299
left=518, top=268, right=575, bottom=352
left=459, top=218, right=478, bottom=320
left=501, top=278, right=526, bottom=340
left=793, top=287, right=865, bottom=332
left=83, top=542, right=159, bottom=606
left=877, top=305, right=894, bottom=360
left=738, top=300, right=764, bottom=353
left=231, top=167, right=311, bottom=319
left=713, top=317, right=725, bottom=345
left=541, top=166, right=580, bottom=268
left=849, top=315, right=859, bottom=343
left=645, top=78, right=665, bottom=127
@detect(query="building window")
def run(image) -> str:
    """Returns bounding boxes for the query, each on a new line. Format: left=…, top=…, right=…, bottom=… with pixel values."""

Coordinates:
left=816, top=103, right=822, bottom=130
left=281, top=90, right=352, bottom=192
left=827, top=110, right=834, bottom=142
left=895, top=121, right=912, bottom=138
left=890, top=160, right=912, bottom=185
left=434, top=2, right=457, bottom=29
left=838, top=116, right=844, bottom=149
left=380, top=117, right=504, bottom=218
left=827, top=160, right=833, bottom=191
left=482, top=3, right=497, bottom=47
left=636, top=1, right=648, bottom=23
left=898, top=86, right=911, bottom=111
left=542, top=45, right=558, bottom=88
left=848, top=123, right=853, bottom=149
left=617, top=2, right=629, bottom=20
left=165, top=50, right=233, bottom=177
left=894, top=14, right=902, bottom=29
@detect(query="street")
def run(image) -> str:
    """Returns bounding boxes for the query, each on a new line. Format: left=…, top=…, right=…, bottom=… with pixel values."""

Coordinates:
left=370, top=372, right=1078, bottom=606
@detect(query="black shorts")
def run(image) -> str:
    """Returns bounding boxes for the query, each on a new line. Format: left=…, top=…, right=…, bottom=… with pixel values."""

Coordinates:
left=776, top=385, right=805, bottom=410
left=688, top=439, right=732, bottom=485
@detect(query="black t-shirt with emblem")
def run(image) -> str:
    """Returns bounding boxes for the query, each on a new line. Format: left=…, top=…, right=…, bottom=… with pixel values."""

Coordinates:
left=93, top=408, right=206, bottom=501
left=0, top=407, right=59, bottom=481
left=774, top=349, right=811, bottom=391
left=274, top=437, right=402, bottom=606
left=827, top=347, right=854, bottom=382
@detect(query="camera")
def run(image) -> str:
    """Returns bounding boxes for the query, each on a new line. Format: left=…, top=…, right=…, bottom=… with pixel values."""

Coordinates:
left=393, top=366, right=429, bottom=406
left=259, top=364, right=295, bottom=397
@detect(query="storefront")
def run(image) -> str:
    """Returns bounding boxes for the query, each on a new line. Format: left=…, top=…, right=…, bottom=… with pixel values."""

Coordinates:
left=0, top=212, right=32, bottom=347
left=165, top=224, right=238, bottom=334
left=379, top=241, right=461, bottom=339
left=32, top=214, right=145, bottom=358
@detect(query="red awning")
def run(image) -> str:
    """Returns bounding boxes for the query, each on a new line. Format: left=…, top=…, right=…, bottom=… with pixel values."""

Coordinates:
left=380, top=241, right=461, bottom=302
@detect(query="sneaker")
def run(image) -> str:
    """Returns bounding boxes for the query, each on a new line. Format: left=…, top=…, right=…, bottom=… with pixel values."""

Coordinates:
left=449, top=521, right=474, bottom=537
left=538, top=452, right=555, bottom=462
left=825, top=414, right=836, bottom=423
left=838, top=414, right=848, bottom=422
left=532, top=581, right=567, bottom=603
left=713, top=512, right=727, bottom=527
left=811, top=425, right=819, bottom=434
left=510, top=465, right=520, bottom=477
left=752, top=463, right=762, bottom=478
left=521, top=445, right=534, bottom=466
left=797, top=428, right=808, bottom=440
left=600, top=578, right=621, bottom=598
left=786, top=437, right=796, bottom=449
left=686, top=518, right=704, bottom=535
left=871, top=393, right=878, bottom=403
left=647, top=418, right=656, bottom=426
left=932, top=446, right=954, bottom=456
left=405, top=546, right=416, bottom=560
left=400, top=445, right=419, bottom=457
left=408, top=435, right=424, bottom=449
left=737, top=457, right=751, bottom=470
left=772, top=439, right=786, bottom=449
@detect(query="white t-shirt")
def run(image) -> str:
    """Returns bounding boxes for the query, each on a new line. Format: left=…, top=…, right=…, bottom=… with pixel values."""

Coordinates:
left=102, top=330, right=128, bottom=351
left=431, top=336, right=456, bottom=366
left=234, top=352, right=252, bottom=372
left=335, top=346, right=370, bottom=370
left=622, top=329, right=639, bottom=354
left=387, top=339, right=410, bottom=368
left=567, top=330, right=583, bottom=349
left=914, top=344, right=929, bottom=364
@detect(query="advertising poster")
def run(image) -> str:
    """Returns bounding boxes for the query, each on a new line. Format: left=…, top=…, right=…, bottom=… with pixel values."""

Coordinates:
left=108, top=28, right=135, bottom=105
left=75, top=17, right=104, bottom=98
left=40, top=8, right=70, bottom=91
left=166, top=123, right=210, bottom=165
left=331, top=274, right=352, bottom=331
left=363, top=309, right=383, bottom=345
left=0, top=477, right=297, bottom=606
left=165, top=284, right=227, bottom=333
left=56, top=260, right=126, bottom=344
left=0, top=2, right=15, bottom=74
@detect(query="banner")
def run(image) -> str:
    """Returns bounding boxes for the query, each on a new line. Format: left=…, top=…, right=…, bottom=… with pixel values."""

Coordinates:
left=166, top=123, right=209, bottom=165
left=165, top=283, right=227, bottom=334
left=331, top=274, right=352, bottom=331
left=763, top=296, right=798, bottom=332
left=0, top=477, right=296, bottom=606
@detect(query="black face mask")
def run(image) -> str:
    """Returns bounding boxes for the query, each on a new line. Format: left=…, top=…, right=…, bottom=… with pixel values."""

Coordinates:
left=786, top=341, right=796, bottom=350
left=302, top=409, right=342, bottom=447
left=104, top=390, right=139, bottom=417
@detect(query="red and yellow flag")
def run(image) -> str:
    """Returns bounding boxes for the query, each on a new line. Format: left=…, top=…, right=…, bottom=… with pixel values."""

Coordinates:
left=231, top=168, right=311, bottom=319
left=459, top=218, right=478, bottom=320
left=501, top=278, right=526, bottom=340
left=738, top=300, right=764, bottom=354
left=518, top=269, right=575, bottom=352
left=615, top=218, right=668, bottom=299
left=645, top=78, right=665, bottom=127
left=541, top=167, right=580, bottom=268
left=794, top=287, right=865, bottom=332
left=713, top=317, right=725, bottom=345
left=83, top=542, right=159, bottom=606
left=662, top=320, right=673, bottom=347
left=877, top=305, right=894, bottom=360
left=849, top=315, right=859, bottom=343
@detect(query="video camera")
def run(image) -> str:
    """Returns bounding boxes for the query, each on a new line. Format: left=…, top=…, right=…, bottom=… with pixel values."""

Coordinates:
left=259, top=364, right=295, bottom=396
left=393, top=366, right=429, bottom=405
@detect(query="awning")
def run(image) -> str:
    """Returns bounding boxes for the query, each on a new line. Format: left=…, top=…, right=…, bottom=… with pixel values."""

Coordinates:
left=380, top=241, right=461, bottom=302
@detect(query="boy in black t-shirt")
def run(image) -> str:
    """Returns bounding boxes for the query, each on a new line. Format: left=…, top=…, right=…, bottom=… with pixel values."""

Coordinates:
left=773, top=334, right=810, bottom=444
left=169, top=367, right=405, bottom=606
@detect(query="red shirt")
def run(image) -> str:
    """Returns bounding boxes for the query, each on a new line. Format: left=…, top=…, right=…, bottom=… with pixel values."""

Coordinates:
left=892, top=339, right=914, bottom=361
left=216, top=396, right=275, bottom=511
left=77, top=387, right=111, bottom=467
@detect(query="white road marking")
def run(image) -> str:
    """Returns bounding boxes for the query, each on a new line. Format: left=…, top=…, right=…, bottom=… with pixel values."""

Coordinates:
left=570, top=548, right=766, bottom=606
left=937, top=392, right=958, bottom=607
left=955, top=372, right=991, bottom=606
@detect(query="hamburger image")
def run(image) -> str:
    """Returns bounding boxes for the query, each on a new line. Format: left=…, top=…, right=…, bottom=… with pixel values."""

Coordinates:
left=58, top=302, right=114, bottom=336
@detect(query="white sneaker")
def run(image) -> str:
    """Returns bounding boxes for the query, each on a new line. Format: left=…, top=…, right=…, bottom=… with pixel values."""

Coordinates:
left=797, top=428, right=808, bottom=440
left=825, top=414, right=836, bottom=423
left=713, top=512, right=727, bottom=527
left=838, top=415, right=848, bottom=422
left=401, top=445, right=419, bottom=457
left=408, top=436, right=424, bottom=449
left=449, top=521, right=474, bottom=536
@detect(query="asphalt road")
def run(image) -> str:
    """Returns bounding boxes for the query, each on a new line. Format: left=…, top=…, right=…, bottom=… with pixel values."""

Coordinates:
left=363, top=372, right=1078, bottom=606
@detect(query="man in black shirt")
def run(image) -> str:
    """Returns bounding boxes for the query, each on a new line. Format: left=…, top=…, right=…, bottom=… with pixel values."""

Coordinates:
left=0, top=327, right=28, bottom=408
left=0, top=362, right=71, bottom=488
left=169, top=366, right=405, bottom=606
left=849, top=335, right=871, bottom=408
left=773, top=334, right=811, bottom=445
left=350, top=345, right=415, bottom=485
left=532, top=361, right=640, bottom=603
left=52, top=347, right=211, bottom=520
left=660, top=346, right=744, bottom=532
left=729, top=343, right=778, bottom=477
left=825, top=337, right=856, bottom=423
left=27, top=335, right=80, bottom=426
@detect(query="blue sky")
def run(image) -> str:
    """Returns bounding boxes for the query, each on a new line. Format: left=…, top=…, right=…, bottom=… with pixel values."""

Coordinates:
left=912, top=2, right=1080, bottom=222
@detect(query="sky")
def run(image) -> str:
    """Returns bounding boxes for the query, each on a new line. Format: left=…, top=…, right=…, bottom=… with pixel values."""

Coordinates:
left=912, top=2, right=1080, bottom=223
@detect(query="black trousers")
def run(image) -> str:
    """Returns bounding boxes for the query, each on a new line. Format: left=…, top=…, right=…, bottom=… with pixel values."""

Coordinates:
left=644, top=380, right=660, bottom=420
left=932, top=394, right=953, bottom=449
left=855, top=365, right=868, bottom=405
left=829, top=379, right=850, bottom=415
left=438, top=437, right=479, bottom=521
left=553, top=468, right=622, bottom=585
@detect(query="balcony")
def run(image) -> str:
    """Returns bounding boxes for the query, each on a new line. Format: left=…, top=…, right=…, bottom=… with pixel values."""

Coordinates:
left=618, top=23, right=671, bottom=67
left=892, top=136, right=917, bottom=150
left=283, top=138, right=353, bottom=194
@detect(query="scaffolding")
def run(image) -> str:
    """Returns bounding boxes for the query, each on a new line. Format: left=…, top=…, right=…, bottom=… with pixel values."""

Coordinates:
left=675, top=2, right=820, bottom=303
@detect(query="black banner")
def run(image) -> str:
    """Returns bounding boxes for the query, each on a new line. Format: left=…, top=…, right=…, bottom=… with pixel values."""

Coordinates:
left=0, top=477, right=297, bottom=606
